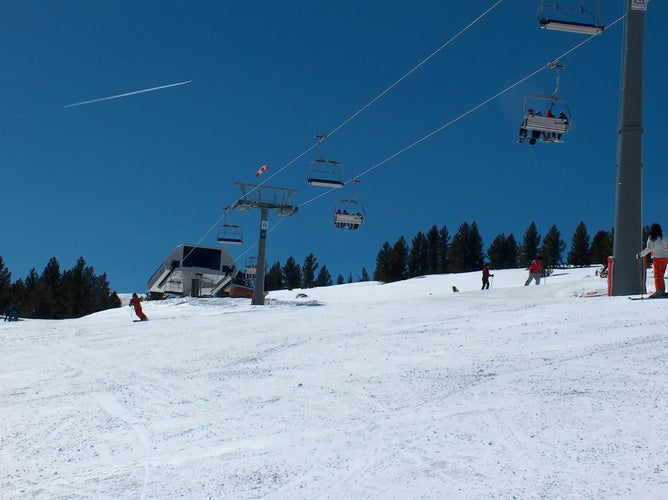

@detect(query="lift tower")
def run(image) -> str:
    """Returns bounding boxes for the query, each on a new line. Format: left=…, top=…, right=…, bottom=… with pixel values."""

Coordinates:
left=612, top=0, right=646, bottom=295
left=233, top=183, right=298, bottom=305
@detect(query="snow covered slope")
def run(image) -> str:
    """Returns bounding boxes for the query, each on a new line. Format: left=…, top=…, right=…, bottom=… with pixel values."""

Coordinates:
left=2, top=267, right=667, bottom=498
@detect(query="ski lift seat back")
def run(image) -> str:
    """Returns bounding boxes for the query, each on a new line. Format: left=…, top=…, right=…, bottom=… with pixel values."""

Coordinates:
left=539, top=18, right=603, bottom=35
left=217, top=224, right=243, bottom=245
left=217, top=207, right=243, bottom=244
left=525, top=114, right=570, bottom=134
left=333, top=197, right=365, bottom=230
left=307, top=133, right=345, bottom=188
left=307, top=159, right=344, bottom=188
left=538, top=1, right=604, bottom=35
left=333, top=212, right=364, bottom=227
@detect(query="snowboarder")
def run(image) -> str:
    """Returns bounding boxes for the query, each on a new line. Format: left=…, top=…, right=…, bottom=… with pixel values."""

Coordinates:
left=636, top=223, right=668, bottom=298
left=482, top=263, right=494, bottom=290
left=129, top=293, right=148, bottom=321
left=524, top=257, right=542, bottom=286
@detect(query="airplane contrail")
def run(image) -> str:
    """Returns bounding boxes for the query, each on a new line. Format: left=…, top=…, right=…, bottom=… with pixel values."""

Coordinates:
left=63, top=80, right=192, bottom=108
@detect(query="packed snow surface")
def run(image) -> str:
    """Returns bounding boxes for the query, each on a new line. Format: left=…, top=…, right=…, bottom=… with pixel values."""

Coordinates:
left=2, top=267, right=668, bottom=498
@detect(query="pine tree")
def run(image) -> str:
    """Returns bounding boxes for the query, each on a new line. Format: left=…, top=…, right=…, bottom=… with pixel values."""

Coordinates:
left=24, top=268, right=39, bottom=294
left=314, top=265, right=333, bottom=287
left=336, top=274, right=345, bottom=285
left=487, top=233, right=517, bottom=269
left=32, top=280, right=57, bottom=319
left=35, top=257, right=62, bottom=318
left=425, top=226, right=441, bottom=275
left=407, top=231, right=427, bottom=278
left=301, top=253, right=319, bottom=288
left=540, top=225, right=565, bottom=268
left=90, top=272, right=117, bottom=313
left=520, top=222, right=541, bottom=267
left=360, top=267, right=370, bottom=282
left=10, top=279, right=27, bottom=318
left=506, top=234, right=520, bottom=268
left=567, top=221, right=591, bottom=267
left=265, top=261, right=284, bottom=291
left=109, top=291, right=122, bottom=308
left=448, top=222, right=484, bottom=273
left=437, top=226, right=450, bottom=273
left=60, top=257, right=91, bottom=317
left=0, top=256, right=11, bottom=312
left=448, top=224, right=467, bottom=273
left=373, top=242, right=392, bottom=282
left=589, top=230, right=613, bottom=265
left=388, top=236, right=409, bottom=282
left=282, top=257, right=302, bottom=290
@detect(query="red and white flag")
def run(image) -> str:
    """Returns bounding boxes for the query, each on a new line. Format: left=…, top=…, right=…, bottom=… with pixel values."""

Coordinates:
left=255, top=165, right=269, bottom=178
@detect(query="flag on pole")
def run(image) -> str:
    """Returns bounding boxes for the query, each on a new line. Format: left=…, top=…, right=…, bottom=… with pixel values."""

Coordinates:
left=255, top=165, right=269, bottom=177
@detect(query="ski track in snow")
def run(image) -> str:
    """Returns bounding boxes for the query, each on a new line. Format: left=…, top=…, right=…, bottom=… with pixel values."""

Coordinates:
left=2, top=268, right=668, bottom=498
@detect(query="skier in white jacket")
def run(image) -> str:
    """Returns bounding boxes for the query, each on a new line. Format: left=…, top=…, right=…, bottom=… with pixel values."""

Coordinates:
left=637, top=223, right=668, bottom=298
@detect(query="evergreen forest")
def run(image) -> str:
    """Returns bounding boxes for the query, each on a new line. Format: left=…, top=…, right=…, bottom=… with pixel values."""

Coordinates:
left=0, top=256, right=121, bottom=320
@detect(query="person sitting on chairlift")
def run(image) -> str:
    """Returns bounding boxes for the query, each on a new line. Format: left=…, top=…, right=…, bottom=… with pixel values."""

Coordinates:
left=543, top=108, right=555, bottom=141
left=518, top=109, right=532, bottom=143
left=529, top=110, right=542, bottom=145
left=334, top=209, right=342, bottom=228
left=556, top=111, right=568, bottom=141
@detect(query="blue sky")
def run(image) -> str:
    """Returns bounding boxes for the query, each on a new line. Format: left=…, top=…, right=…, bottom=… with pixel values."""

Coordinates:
left=1, top=1, right=666, bottom=293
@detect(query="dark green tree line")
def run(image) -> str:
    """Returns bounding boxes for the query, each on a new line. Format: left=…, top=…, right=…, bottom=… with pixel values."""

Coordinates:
left=371, top=220, right=621, bottom=283
left=0, top=256, right=121, bottom=319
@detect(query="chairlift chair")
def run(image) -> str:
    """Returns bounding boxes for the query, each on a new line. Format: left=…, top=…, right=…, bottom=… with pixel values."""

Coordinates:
left=333, top=200, right=365, bottom=230
left=519, top=94, right=572, bottom=144
left=307, top=132, right=344, bottom=188
left=244, top=257, right=257, bottom=279
left=517, top=62, right=572, bottom=145
left=538, top=0, right=604, bottom=35
left=216, top=207, right=243, bottom=244
left=307, top=158, right=345, bottom=188
left=217, top=224, right=243, bottom=244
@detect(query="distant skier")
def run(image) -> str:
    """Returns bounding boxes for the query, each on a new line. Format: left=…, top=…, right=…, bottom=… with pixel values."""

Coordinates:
left=524, top=257, right=542, bottom=286
left=129, top=293, right=148, bottom=321
left=637, top=222, right=668, bottom=298
left=481, top=263, right=494, bottom=290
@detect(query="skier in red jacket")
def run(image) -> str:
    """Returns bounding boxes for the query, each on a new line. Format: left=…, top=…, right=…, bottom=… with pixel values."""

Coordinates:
left=129, top=293, right=148, bottom=321
left=524, top=257, right=542, bottom=286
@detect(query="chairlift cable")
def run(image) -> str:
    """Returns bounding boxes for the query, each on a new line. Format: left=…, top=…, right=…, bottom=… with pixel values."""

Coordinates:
left=239, top=0, right=503, bottom=202
left=299, top=13, right=624, bottom=209
left=189, top=1, right=506, bottom=252
left=326, top=0, right=506, bottom=141
left=195, top=7, right=625, bottom=261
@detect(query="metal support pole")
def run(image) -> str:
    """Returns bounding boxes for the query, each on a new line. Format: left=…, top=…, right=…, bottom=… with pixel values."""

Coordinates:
left=252, top=208, right=269, bottom=305
left=611, top=0, right=645, bottom=296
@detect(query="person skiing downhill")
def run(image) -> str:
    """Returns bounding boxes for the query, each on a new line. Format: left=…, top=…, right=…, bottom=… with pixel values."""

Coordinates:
left=129, top=293, right=148, bottom=321
left=637, top=223, right=668, bottom=298
left=524, top=257, right=542, bottom=286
